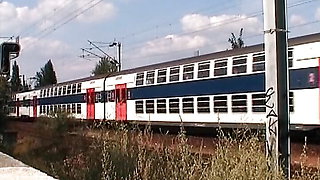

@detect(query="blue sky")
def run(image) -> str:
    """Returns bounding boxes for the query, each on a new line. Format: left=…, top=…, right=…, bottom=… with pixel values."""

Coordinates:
left=1, top=0, right=319, bottom=83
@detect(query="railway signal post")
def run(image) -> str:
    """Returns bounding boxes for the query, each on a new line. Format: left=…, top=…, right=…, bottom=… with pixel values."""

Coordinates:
left=0, top=42, right=20, bottom=75
left=263, top=0, right=290, bottom=178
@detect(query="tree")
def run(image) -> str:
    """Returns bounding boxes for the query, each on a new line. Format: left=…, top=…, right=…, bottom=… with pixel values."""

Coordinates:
left=35, top=59, right=57, bottom=87
left=228, top=28, right=244, bottom=49
left=10, top=61, right=22, bottom=92
left=0, top=76, right=10, bottom=132
left=92, top=58, right=118, bottom=76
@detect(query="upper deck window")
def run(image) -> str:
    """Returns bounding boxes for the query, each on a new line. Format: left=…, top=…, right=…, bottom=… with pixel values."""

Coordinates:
left=40, top=90, right=43, bottom=98
left=169, top=67, right=180, bottom=82
left=252, top=52, right=265, bottom=72
left=67, top=85, right=72, bottom=94
left=72, top=84, right=77, bottom=94
left=62, top=86, right=66, bottom=95
left=183, top=64, right=194, bottom=80
left=58, top=87, right=62, bottom=96
left=157, top=69, right=167, bottom=83
left=214, top=58, right=228, bottom=76
left=77, top=83, right=82, bottom=93
left=232, top=55, right=247, bottom=74
left=50, top=88, right=54, bottom=96
left=136, top=73, right=144, bottom=86
left=146, top=71, right=155, bottom=85
left=198, top=61, right=210, bottom=78
left=54, top=87, right=58, bottom=96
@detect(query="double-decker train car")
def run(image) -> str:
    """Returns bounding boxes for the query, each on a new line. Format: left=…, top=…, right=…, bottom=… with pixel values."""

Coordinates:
left=8, top=33, right=320, bottom=131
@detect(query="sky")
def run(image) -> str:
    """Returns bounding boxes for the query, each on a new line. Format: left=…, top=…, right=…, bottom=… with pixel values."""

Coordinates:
left=0, top=0, right=319, bottom=83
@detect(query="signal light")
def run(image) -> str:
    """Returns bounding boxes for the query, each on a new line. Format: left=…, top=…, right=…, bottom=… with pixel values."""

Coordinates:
left=0, top=42, right=20, bottom=75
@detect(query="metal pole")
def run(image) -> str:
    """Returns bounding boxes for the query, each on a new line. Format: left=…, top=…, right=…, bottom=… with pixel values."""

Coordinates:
left=118, top=42, right=121, bottom=71
left=263, top=0, right=290, bottom=178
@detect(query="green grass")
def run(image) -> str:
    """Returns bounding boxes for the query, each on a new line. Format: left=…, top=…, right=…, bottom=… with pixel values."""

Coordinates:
left=5, top=118, right=320, bottom=180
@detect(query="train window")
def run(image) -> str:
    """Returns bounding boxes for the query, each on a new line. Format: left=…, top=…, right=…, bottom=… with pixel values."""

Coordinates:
left=54, top=87, right=58, bottom=96
left=77, top=83, right=82, bottom=93
left=288, top=48, right=293, bottom=68
left=169, top=67, right=180, bottom=82
left=72, top=104, right=76, bottom=114
left=146, top=100, right=154, bottom=113
left=231, top=94, right=247, bottom=112
left=232, top=55, right=247, bottom=74
left=40, top=90, right=43, bottom=98
left=62, top=105, right=66, bottom=113
left=72, top=84, right=76, bottom=94
left=43, top=89, right=46, bottom=97
left=252, top=52, right=265, bottom=72
left=40, top=105, right=43, bottom=114
left=214, top=58, right=228, bottom=76
left=198, top=61, right=210, bottom=78
left=183, top=64, right=194, bottom=80
left=67, top=85, right=72, bottom=94
left=50, top=88, right=54, bottom=96
left=213, top=96, right=228, bottom=113
left=197, top=97, right=210, bottom=113
left=157, top=69, right=167, bottom=83
left=53, top=105, right=57, bottom=113
left=146, top=71, right=155, bottom=85
left=47, top=89, right=50, bottom=97
left=57, top=105, right=62, bottom=113
left=135, top=101, right=144, bottom=114
left=157, top=99, right=166, bottom=113
left=76, top=104, right=81, bottom=114
left=183, top=98, right=194, bottom=113
left=67, top=104, right=71, bottom=113
left=58, top=87, right=62, bottom=96
left=169, top=99, right=180, bottom=113
left=63, top=86, right=66, bottom=95
left=136, top=73, right=144, bottom=86
left=252, top=93, right=266, bottom=112
left=50, top=105, right=53, bottom=114
left=289, top=92, right=294, bottom=112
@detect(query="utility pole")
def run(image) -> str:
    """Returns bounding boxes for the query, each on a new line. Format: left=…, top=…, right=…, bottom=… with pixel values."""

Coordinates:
left=263, top=0, right=290, bottom=178
left=109, top=41, right=121, bottom=71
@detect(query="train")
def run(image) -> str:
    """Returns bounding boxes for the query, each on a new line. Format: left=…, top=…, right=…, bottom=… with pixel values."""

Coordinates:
left=7, top=33, right=320, bottom=131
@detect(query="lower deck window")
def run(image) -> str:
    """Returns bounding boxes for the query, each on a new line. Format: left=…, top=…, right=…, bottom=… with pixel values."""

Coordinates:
left=157, top=99, right=166, bottom=113
left=197, top=97, right=210, bottom=113
left=183, top=98, right=194, bottom=113
left=77, top=104, right=81, bottom=114
left=213, top=96, right=228, bottom=113
left=232, top=95, right=247, bottom=112
left=252, top=93, right=266, bottom=112
left=289, top=92, right=294, bottom=112
left=169, top=99, right=179, bottom=113
left=135, top=101, right=144, bottom=114
left=146, top=100, right=154, bottom=113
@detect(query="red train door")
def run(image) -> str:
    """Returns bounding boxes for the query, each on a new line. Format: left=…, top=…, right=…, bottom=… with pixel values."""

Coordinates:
left=115, top=84, right=127, bottom=121
left=33, top=96, right=37, bottom=118
left=86, top=88, right=95, bottom=120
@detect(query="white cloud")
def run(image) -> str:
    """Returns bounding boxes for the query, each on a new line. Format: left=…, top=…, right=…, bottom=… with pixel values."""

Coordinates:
left=290, top=14, right=306, bottom=26
left=316, top=7, right=320, bottom=20
left=0, top=0, right=116, bottom=34
left=129, top=13, right=261, bottom=66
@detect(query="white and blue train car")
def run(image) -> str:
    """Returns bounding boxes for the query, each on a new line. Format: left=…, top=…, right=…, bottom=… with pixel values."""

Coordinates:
left=8, top=33, right=320, bottom=131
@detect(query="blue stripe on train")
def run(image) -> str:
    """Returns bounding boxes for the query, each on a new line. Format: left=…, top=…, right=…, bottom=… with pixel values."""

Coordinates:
left=130, top=67, right=318, bottom=99
left=37, top=67, right=318, bottom=104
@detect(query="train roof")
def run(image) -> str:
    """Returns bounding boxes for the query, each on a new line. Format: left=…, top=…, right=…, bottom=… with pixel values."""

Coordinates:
left=39, top=32, right=320, bottom=88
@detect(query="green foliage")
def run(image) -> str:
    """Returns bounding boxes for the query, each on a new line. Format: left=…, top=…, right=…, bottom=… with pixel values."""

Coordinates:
left=35, top=59, right=57, bottom=87
left=92, top=58, right=118, bottom=76
left=228, top=28, right=244, bottom=49
left=0, top=76, right=10, bottom=132
left=10, top=61, right=22, bottom=92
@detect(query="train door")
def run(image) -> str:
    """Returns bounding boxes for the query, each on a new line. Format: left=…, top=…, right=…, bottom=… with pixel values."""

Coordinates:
left=33, top=96, right=37, bottom=118
left=86, top=88, right=95, bottom=120
left=16, top=98, right=20, bottom=117
left=115, top=84, right=127, bottom=121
